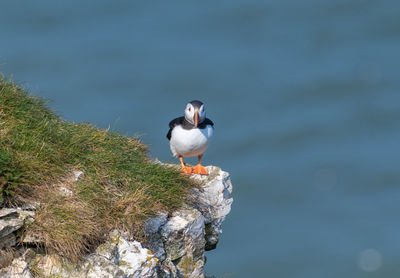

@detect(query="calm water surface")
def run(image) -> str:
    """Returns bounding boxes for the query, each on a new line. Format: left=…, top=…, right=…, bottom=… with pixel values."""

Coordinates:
left=1, top=1, right=400, bottom=277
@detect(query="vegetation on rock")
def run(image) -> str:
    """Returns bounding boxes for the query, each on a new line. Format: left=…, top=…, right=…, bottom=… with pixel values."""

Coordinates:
left=0, top=77, right=195, bottom=261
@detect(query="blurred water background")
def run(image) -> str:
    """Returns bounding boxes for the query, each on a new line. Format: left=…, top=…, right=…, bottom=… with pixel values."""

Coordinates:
left=1, top=1, right=400, bottom=277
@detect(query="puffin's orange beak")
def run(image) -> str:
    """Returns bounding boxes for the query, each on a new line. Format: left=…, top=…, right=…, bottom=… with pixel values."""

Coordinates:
left=194, top=111, right=199, bottom=127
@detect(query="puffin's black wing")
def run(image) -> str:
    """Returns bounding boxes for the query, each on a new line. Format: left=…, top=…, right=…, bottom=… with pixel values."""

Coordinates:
left=198, top=118, right=214, bottom=129
left=166, top=116, right=184, bottom=140
left=204, top=118, right=214, bottom=126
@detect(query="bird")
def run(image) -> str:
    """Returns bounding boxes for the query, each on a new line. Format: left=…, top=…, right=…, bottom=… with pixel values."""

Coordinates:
left=166, top=100, right=214, bottom=175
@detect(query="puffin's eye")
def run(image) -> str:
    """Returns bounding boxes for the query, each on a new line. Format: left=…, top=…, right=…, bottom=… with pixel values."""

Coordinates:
left=188, top=107, right=191, bottom=112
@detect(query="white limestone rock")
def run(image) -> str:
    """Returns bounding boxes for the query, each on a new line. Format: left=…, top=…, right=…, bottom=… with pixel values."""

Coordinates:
left=0, top=166, right=233, bottom=278
left=0, top=208, right=19, bottom=219
left=192, top=166, right=233, bottom=223
left=191, top=166, right=233, bottom=250
left=27, top=231, right=158, bottom=278
left=0, top=258, right=32, bottom=278
left=0, top=208, right=35, bottom=238
left=73, top=171, right=85, bottom=181
left=22, top=234, right=43, bottom=245
left=19, top=202, right=40, bottom=211
left=116, top=238, right=158, bottom=277
left=161, top=207, right=206, bottom=278
left=144, top=212, right=168, bottom=260
left=0, top=209, right=23, bottom=239
left=87, top=230, right=158, bottom=278
left=58, top=186, right=73, bottom=197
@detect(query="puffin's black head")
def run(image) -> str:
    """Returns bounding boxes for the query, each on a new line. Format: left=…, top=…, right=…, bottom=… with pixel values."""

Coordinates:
left=184, top=100, right=206, bottom=127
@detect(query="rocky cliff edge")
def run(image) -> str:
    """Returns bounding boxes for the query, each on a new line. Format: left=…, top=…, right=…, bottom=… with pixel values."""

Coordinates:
left=0, top=166, right=233, bottom=278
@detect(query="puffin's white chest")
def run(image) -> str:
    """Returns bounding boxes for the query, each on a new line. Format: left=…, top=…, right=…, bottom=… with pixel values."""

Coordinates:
left=170, top=125, right=213, bottom=157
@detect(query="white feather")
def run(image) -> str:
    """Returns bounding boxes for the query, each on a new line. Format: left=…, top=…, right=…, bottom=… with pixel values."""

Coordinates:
left=170, top=125, right=213, bottom=157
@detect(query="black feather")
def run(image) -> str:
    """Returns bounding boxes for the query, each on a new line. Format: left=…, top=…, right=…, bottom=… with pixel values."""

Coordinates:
left=166, top=117, right=184, bottom=140
left=201, top=118, right=214, bottom=128
left=166, top=116, right=214, bottom=141
left=189, top=100, right=204, bottom=109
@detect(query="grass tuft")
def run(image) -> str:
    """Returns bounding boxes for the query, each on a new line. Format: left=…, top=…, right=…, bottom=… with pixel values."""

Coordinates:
left=0, top=76, right=196, bottom=261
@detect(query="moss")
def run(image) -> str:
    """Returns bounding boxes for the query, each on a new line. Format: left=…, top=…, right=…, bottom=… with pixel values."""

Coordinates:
left=177, top=255, right=197, bottom=277
left=117, top=260, right=128, bottom=267
left=109, top=232, right=121, bottom=246
left=204, top=223, right=212, bottom=236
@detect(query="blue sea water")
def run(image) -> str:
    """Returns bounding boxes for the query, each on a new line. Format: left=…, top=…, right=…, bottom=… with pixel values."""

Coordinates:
left=1, top=1, right=400, bottom=277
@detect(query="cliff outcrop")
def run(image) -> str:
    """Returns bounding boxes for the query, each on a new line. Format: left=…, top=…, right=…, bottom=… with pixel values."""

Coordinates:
left=0, top=166, right=232, bottom=278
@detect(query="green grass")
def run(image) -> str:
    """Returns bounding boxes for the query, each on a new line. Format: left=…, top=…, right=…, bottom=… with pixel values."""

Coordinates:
left=0, top=77, right=196, bottom=260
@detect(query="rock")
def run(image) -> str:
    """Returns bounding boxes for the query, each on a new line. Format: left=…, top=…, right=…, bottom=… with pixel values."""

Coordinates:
left=56, top=171, right=82, bottom=197
left=140, top=166, right=235, bottom=278
left=145, top=213, right=168, bottom=235
left=22, top=234, right=43, bottom=245
left=144, top=212, right=168, bottom=260
left=19, top=202, right=40, bottom=211
left=18, top=210, right=35, bottom=220
left=0, top=209, right=19, bottom=219
left=161, top=207, right=206, bottom=278
left=32, top=254, right=82, bottom=278
left=0, top=258, right=32, bottom=278
left=1, top=166, right=233, bottom=278
left=191, top=166, right=233, bottom=251
left=28, top=231, right=158, bottom=278
left=58, top=186, right=73, bottom=197
left=87, top=230, right=158, bottom=278
left=191, top=166, right=233, bottom=225
left=73, top=171, right=84, bottom=181
left=114, top=237, right=158, bottom=277
left=0, top=212, right=24, bottom=238
left=0, top=208, right=35, bottom=246
left=0, top=233, right=16, bottom=249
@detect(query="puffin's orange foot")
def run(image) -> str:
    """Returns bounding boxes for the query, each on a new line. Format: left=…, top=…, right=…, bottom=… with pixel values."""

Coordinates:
left=192, top=164, right=208, bottom=175
left=181, top=166, right=193, bottom=175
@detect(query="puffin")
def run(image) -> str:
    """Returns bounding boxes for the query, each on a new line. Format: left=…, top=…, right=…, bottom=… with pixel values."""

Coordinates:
left=166, top=100, right=214, bottom=175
